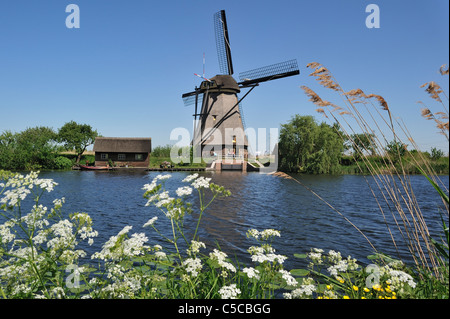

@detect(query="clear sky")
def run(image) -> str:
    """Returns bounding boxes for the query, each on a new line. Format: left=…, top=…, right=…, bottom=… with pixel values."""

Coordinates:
left=0, top=0, right=448, bottom=153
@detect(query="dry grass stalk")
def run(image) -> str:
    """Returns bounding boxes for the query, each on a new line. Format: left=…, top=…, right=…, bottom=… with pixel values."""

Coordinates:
left=298, top=62, right=449, bottom=278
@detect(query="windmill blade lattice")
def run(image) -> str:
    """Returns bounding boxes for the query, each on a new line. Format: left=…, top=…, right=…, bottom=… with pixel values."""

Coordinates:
left=238, top=59, right=299, bottom=86
left=214, top=10, right=234, bottom=75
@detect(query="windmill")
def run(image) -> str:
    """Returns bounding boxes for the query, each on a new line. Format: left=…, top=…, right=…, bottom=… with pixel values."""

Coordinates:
left=182, top=10, right=299, bottom=161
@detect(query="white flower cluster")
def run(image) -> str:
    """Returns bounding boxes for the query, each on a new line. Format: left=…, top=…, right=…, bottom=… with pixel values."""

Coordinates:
left=246, top=228, right=280, bottom=240
left=182, top=257, right=203, bottom=277
left=191, top=176, right=211, bottom=189
left=187, top=240, right=206, bottom=256
left=242, top=267, right=260, bottom=280
left=307, top=248, right=324, bottom=266
left=326, top=251, right=358, bottom=277
left=209, top=249, right=236, bottom=273
left=143, top=216, right=158, bottom=228
left=91, top=226, right=148, bottom=261
left=176, top=186, right=193, bottom=197
left=381, top=265, right=416, bottom=290
left=0, top=172, right=57, bottom=208
left=279, top=269, right=298, bottom=287
left=218, top=284, right=241, bottom=299
left=182, top=173, right=198, bottom=182
left=283, top=277, right=316, bottom=299
left=247, top=229, right=286, bottom=265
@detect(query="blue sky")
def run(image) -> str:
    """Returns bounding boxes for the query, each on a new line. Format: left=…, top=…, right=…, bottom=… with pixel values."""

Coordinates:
left=0, top=0, right=448, bottom=153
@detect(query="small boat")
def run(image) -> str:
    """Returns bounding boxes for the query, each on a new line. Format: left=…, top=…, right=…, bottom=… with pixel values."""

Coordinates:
left=79, top=165, right=113, bottom=171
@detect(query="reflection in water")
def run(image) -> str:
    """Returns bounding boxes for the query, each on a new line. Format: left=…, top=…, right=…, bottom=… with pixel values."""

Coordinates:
left=32, top=170, right=449, bottom=269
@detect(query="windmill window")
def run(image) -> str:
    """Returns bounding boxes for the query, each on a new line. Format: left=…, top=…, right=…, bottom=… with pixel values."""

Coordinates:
left=118, top=154, right=126, bottom=160
left=101, top=153, right=108, bottom=160
left=135, top=154, right=144, bottom=161
left=213, top=115, right=217, bottom=121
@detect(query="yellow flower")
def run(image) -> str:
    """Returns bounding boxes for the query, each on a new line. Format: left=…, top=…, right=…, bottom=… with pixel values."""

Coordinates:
left=385, top=286, right=392, bottom=293
left=363, top=287, right=370, bottom=293
left=343, top=295, right=350, bottom=299
left=378, top=296, right=384, bottom=299
left=353, top=285, right=359, bottom=291
left=326, top=285, right=332, bottom=290
left=372, top=284, right=381, bottom=291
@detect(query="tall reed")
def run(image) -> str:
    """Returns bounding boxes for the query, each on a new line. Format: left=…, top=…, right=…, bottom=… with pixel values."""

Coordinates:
left=299, top=62, right=449, bottom=279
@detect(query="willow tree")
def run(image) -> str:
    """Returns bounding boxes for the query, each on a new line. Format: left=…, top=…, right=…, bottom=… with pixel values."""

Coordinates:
left=278, top=115, right=344, bottom=174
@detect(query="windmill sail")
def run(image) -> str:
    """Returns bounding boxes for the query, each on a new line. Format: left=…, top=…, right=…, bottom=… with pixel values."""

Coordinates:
left=214, top=10, right=234, bottom=75
left=238, top=59, right=299, bottom=87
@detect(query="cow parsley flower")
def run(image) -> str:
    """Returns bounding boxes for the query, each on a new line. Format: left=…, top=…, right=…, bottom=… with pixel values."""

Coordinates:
left=143, top=216, right=158, bottom=228
left=182, top=173, right=198, bottom=183
left=176, top=186, right=193, bottom=197
left=218, top=284, right=241, bottom=299
left=243, top=267, right=260, bottom=280
left=279, top=269, right=298, bottom=287
left=187, top=240, right=206, bottom=256
left=209, top=249, right=236, bottom=273
left=182, top=257, right=203, bottom=277
left=191, top=176, right=211, bottom=189
left=283, top=278, right=316, bottom=299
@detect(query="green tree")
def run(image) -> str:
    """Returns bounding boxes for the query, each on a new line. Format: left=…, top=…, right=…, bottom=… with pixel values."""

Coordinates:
left=385, top=140, right=407, bottom=158
left=58, top=121, right=98, bottom=164
left=278, top=115, right=344, bottom=174
left=350, top=133, right=376, bottom=158
left=0, top=127, right=57, bottom=170
left=16, top=126, right=58, bottom=169
left=0, top=131, right=17, bottom=170
left=430, top=147, right=445, bottom=161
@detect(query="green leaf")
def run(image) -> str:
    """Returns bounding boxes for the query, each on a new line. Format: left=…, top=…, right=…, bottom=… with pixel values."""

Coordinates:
left=416, top=166, right=449, bottom=204
left=293, top=253, right=307, bottom=259
left=290, top=269, right=310, bottom=277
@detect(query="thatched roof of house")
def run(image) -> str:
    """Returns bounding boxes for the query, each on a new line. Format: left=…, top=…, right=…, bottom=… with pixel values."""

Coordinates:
left=93, top=137, right=152, bottom=153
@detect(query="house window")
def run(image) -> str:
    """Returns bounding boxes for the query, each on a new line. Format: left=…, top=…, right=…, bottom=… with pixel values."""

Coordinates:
left=135, top=154, right=144, bottom=161
left=101, top=153, right=108, bottom=160
left=118, top=154, right=126, bottom=160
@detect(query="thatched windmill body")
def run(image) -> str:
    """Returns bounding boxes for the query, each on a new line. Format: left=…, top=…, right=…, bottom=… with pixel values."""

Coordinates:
left=182, top=10, right=300, bottom=159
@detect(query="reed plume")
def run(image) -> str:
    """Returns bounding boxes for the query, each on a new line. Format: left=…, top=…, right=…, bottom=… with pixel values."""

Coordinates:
left=296, top=62, right=449, bottom=280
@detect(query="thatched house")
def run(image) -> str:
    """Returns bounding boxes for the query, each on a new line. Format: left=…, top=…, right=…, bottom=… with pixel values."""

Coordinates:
left=93, top=137, right=152, bottom=167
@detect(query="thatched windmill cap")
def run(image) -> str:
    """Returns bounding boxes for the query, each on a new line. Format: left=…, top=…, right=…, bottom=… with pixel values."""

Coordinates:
left=209, top=75, right=240, bottom=93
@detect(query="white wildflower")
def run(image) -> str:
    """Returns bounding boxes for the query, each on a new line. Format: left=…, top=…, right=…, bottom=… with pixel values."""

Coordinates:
left=260, top=229, right=281, bottom=240
left=283, top=277, right=316, bottom=299
left=182, top=173, right=198, bottom=182
left=142, top=182, right=157, bottom=192
left=182, top=257, right=203, bottom=277
left=176, top=186, right=193, bottom=197
left=187, top=240, right=206, bottom=256
left=209, top=249, right=236, bottom=273
left=154, top=251, right=167, bottom=260
left=251, top=252, right=287, bottom=265
left=218, top=284, right=241, bottom=299
left=143, top=217, right=158, bottom=228
left=243, top=267, right=260, bottom=280
left=156, top=174, right=171, bottom=181
left=246, top=229, right=260, bottom=240
left=279, top=269, right=298, bottom=287
left=191, top=176, right=211, bottom=189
